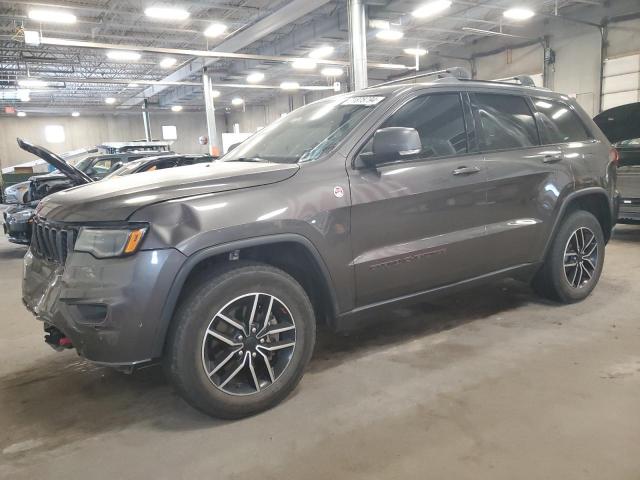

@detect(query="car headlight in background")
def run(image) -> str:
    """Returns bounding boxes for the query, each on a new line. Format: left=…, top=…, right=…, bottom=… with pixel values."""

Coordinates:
left=74, top=225, right=148, bottom=258
left=8, top=210, right=34, bottom=222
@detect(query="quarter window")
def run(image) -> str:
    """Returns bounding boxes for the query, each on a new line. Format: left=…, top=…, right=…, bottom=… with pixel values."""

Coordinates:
left=532, top=98, right=592, bottom=144
left=379, top=93, right=468, bottom=159
left=471, top=93, right=539, bottom=151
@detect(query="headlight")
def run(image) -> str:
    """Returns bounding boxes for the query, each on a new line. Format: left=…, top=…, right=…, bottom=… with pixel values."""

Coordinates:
left=8, top=210, right=34, bottom=222
left=74, top=225, right=148, bottom=258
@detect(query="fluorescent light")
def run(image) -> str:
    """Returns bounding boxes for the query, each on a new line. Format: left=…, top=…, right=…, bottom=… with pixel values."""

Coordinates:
left=280, top=81, right=300, bottom=91
left=159, top=57, right=177, bottom=69
left=404, top=48, right=428, bottom=56
left=204, top=23, right=227, bottom=38
left=45, top=125, right=65, bottom=143
left=552, top=108, right=568, bottom=119
left=291, top=58, right=317, bottom=70
left=376, top=29, right=404, bottom=41
left=369, top=19, right=390, bottom=30
left=211, top=90, right=221, bottom=98
left=71, top=111, right=80, bottom=117
left=535, top=100, right=552, bottom=109
left=18, top=79, right=46, bottom=88
left=171, top=105, right=183, bottom=112
left=144, top=7, right=189, bottom=21
left=17, top=89, right=31, bottom=102
left=321, top=67, right=344, bottom=77
left=105, top=97, right=116, bottom=104
left=309, top=45, right=334, bottom=59
left=412, top=0, right=452, bottom=18
left=231, top=97, right=244, bottom=106
left=246, top=72, right=265, bottom=83
left=107, top=50, right=141, bottom=61
left=128, top=83, right=140, bottom=88
left=503, top=7, right=535, bottom=20
left=24, top=30, right=41, bottom=46
left=17, top=112, right=26, bottom=117
left=28, top=9, right=76, bottom=24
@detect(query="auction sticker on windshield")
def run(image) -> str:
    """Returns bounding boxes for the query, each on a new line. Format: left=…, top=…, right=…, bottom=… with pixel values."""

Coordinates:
left=341, top=96, right=385, bottom=106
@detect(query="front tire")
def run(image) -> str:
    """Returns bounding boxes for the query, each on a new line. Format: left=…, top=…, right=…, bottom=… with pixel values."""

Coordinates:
left=533, top=210, right=605, bottom=303
left=164, top=261, right=316, bottom=419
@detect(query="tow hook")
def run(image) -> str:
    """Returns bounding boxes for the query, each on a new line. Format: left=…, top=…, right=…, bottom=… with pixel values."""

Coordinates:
left=44, top=324, right=73, bottom=351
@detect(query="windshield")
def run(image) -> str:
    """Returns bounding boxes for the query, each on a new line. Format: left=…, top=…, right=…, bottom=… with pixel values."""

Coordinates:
left=222, top=95, right=385, bottom=164
left=104, top=159, right=145, bottom=179
left=73, top=155, right=99, bottom=172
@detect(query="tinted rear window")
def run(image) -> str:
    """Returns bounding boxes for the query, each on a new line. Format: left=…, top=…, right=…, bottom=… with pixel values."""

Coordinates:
left=531, top=98, right=592, bottom=144
left=471, top=93, right=539, bottom=151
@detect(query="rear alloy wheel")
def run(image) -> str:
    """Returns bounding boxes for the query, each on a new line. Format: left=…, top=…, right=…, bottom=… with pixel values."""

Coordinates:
left=532, top=210, right=605, bottom=303
left=165, top=262, right=315, bottom=419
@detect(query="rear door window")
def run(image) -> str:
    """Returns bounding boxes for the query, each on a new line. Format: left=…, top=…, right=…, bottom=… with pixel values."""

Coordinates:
left=470, top=93, right=539, bottom=151
left=531, top=98, right=593, bottom=144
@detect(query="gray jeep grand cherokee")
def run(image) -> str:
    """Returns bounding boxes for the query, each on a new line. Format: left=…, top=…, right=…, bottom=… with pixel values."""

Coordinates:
left=20, top=76, right=618, bottom=419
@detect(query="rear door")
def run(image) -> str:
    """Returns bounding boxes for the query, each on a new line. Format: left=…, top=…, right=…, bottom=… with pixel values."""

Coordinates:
left=348, top=91, right=490, bottom=307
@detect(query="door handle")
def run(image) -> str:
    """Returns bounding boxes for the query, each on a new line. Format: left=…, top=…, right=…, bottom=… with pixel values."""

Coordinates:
left=452, top=166, right=481, bottom=175
left=543, top=153, right=564, bottom=163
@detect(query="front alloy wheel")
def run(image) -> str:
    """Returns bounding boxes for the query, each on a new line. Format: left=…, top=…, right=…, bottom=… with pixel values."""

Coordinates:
left=202, top=293, right=297, bottom=396
left=563, top=227, right=598, bottom=289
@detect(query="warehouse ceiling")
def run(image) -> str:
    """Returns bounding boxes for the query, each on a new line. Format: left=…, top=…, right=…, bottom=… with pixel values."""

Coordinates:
left=0, top=0, right=605, bottom=114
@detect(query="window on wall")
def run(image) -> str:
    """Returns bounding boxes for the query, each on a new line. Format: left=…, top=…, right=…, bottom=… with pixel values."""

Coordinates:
left=378, top=93, right=468, bottom=159
left=162, top=125, right=177, bottom=140
left=471, top=93, right=539, bottom=151
left=44, top=125, right=65, bottom=143
left=532, top=98, right=593, bottom=144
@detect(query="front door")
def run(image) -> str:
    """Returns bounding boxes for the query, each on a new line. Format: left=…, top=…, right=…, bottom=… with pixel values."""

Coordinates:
left=348, top=92, right=490, bottom=307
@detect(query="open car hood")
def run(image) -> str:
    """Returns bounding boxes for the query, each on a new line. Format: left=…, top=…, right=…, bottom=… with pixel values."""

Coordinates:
left=17, top=138, right=93, bottom=186
left=593, top=102, right=640, bottom=145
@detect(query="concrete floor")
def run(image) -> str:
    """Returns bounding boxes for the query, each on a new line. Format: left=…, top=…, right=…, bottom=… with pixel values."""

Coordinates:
left=1, top=228, right=640, bottom=479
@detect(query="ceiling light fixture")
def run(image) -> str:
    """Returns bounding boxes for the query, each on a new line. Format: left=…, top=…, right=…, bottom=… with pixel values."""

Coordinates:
left=204, top=23, right=227, bottom=38
left=246, top=72, right=265, bottom=83
left=291, top=58, right=317, bottom=70
left=17, top=112, right=27, bottom=117
left=105, top=97, right=116, bottom=104
left=462, top=26, right=530, bottom=38
left=144, top=7, right=190, bottom=21
left=171, top=105, right=183, bottom=112
left=503, top=7, right=535, bottom=20
left=211, top=90, right=221, bottom=98
left=128, top=83, right=140, bottom=88
left=321, top=67, right=344, bottom=77
left=369, top=19, right=390, bottom=30
left=17, top=90, right=31, bottom=102
left=309, top=45, right=334, bottom=59
left=404, top=48, right=428, bottom=56
left=160, top=57, right=177, bottom=68
left=280, top=81, right=300, bottom=91
left=18, top=79, right=47, bottom=88
left=24, top=30, right=41, bottom=46
left=231, top=97, right=244, bottom=106
left=412, top=0, right=452, bottom=18
left=376, top=29, right=404, bottom=41
left=28, top=9, right=77, bottom=24
left=107, top=50, right=141, bottom=61
left=71, top=111, right=80, bottom=117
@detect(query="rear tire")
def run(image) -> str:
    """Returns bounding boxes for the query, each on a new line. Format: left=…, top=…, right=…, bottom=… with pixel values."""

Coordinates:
left=164, top=261, right=316, bottom=419
left=532, top=210, right=605, bottom=303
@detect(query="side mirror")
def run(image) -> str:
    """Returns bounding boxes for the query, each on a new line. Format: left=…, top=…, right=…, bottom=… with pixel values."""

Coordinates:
left=360, top=127, right=422, bottom=167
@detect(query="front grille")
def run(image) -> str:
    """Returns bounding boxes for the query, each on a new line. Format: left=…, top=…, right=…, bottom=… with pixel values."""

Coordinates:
left=618, top=172, right=640, bottom=198
left=31, top=217, right=79, bottom=265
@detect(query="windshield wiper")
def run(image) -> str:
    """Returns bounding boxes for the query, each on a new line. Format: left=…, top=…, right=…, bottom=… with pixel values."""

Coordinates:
left=228, top=157, right=267, bottom=163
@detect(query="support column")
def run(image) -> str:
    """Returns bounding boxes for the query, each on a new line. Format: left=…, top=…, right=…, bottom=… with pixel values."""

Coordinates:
left=203, top=68, right=221, bottom=156
left=142, top=99, right=152, bottom=141
left=348, top=0, right=368, bottom=91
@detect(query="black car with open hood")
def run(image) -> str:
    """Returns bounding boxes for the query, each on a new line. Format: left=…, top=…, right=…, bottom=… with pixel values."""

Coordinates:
left=594, top=102, right=640, bottom=222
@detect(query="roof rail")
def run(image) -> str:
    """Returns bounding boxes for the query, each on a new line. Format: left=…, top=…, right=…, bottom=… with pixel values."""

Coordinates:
left=491, top=75, right=538, bottom=87
left=368, top=67, right=472, bottom=88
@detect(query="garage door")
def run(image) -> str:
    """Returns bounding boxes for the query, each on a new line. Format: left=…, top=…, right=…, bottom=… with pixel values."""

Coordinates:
left=602, top=54, right=640, bottom=111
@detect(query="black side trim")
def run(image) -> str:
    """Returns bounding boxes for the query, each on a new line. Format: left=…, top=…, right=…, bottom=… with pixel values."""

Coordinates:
left=151, top=233, right=339, bottom=358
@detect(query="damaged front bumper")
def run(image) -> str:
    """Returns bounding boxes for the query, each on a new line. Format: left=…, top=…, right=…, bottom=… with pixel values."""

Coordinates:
left=22, top=247, right=186, bottom=366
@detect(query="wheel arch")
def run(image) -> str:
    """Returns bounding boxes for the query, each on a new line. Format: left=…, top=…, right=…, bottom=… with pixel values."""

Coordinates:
left=151, top=234, right=340, bottom=359
left=543, top=187, right=614, bottom=259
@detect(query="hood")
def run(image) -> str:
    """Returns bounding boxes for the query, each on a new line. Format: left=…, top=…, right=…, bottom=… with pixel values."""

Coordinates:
left=36, top=160, right=299, bottom=222
left=17, top=138, right=93, bottom=186
left=593, top=102, right=640, bottom=145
